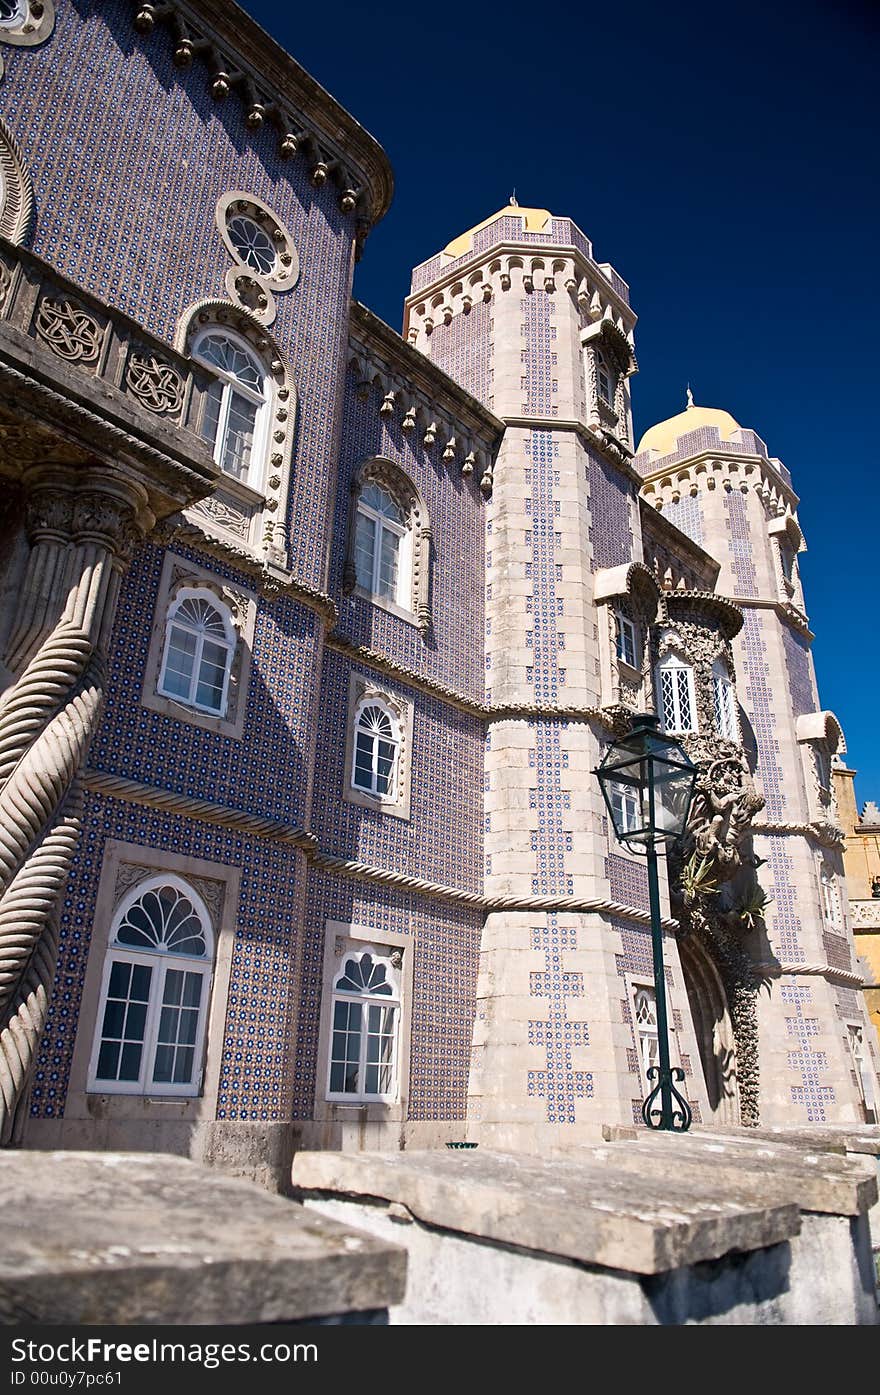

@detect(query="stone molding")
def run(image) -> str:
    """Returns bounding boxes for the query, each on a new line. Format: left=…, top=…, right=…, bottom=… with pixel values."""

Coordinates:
left=82, top=768, right=316, bottom=850
left=140, top=550, right=257, bottom=741
left=640, top=449, right=799, bottom=519
left=350, top=301, right=501, bottom=496
left=82, top=769, right=669, bottom=929
left=342, top=458, right=432, bottom=633
left=751, top=962, right=865, bottom=990
left=403, top=242, right=636, bottom=344
left=126, top=0, right=393, bottom=229
left=326, top=633, right=614, bottom=728
left=166, top=517, right=338, bottom=624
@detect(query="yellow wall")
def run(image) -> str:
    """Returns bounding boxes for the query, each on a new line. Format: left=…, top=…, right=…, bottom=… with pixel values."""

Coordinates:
left=834, top=766, right=880, bottom=1037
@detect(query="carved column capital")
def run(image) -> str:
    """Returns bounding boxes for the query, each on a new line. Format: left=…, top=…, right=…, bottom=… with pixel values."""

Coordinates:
left=21, top=465, right=155, bottom=563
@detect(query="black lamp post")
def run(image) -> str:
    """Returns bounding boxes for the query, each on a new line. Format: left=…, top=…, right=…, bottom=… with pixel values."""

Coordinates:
left=594, top=712, right=698, bottom=1131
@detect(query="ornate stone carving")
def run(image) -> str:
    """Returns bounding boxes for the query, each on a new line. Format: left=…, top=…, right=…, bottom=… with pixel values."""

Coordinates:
left=35, top=298, right=102, bottom=364
left=0, top=468, right=152, bottom=1144
left=0, top=118, right=35, bottom=242
left=186, top=874, right=225, bottom=928
left=685, top=745, right=765, bottom=877
left=125, top=352, right=185, bottom=416
left=191, top=491, right=252, bottom=541
left=113, top=861, right=151, bottom=905
left=0, top=0, right=55, bottom=51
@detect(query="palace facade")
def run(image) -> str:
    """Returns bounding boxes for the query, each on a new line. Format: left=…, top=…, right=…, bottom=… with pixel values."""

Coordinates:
left=0, top=0, right=875, bottom=1188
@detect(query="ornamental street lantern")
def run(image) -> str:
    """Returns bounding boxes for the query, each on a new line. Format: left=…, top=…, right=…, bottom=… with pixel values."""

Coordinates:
left=594, top=712, right=698, bottom=1131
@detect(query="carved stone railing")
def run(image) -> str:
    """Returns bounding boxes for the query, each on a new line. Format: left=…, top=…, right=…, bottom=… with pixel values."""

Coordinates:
left=0, top=236, right=220, bottom=496
left=851, top=901, right=880, bottom=930
left=0, top=242, right=219, bottom=1144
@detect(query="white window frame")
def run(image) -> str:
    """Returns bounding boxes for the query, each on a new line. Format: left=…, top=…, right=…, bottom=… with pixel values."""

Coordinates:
left=633, top=982, right=660, bottom=1092
left=192, top=327, right=270, bottom=492
left=87, top=875, right=215, bottom=1098
left=354, top=481, right=412, bottom=608
left=712, top=661, right=739, bottom=743
left=326, top=945, right=401, bottom=1105
left=157, top=586, right=236, bottom=719
left=616, top=611, right=638, bottom=670
left=351, top=696, right=401, bottom=799
left=657, top=652, right=698, bottom=733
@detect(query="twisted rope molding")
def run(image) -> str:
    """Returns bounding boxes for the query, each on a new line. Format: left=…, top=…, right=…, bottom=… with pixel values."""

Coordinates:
left=0, top=623, right=104, bottom=1143
left=327, top=633, right=615, bottom=728
left=82, top=769, right=317, bottom=851
left=752, top=961, right=864, bottom=989
left=83, top=771, right=673, bottom=929
left=752, top=819, right=845, bottom=849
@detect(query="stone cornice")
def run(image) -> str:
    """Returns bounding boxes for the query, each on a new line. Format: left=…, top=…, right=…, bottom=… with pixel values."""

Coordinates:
left=125, top=1, right=393, bottom=228
left=168, top=517, right=338, bottom=623
left=404, top=239, right=636, bottom=330
left=350, top=301, right=503, bottom=438
left=639, top=448, right=800, bottom=514
left=501, top=415, right=640, bottom=486
left=661, top=590, right=744, bottom=642
left=733, top=596, right=814, bottom=641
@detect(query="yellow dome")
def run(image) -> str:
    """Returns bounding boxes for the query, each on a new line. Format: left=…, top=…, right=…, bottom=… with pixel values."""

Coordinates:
left=637, top=405, right=742, bottom=459
left=443, top=204, right=553, bottom=258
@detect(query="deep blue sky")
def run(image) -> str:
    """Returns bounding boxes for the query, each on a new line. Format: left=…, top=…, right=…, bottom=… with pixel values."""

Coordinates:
left=248, top=0, right=879, bottom=802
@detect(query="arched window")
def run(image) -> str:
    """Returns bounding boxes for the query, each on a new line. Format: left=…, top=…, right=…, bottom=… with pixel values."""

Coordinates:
left=158, top=588, right=236, bottom=718
left=354, top=481, right=411, bottom=606
left=193, top=329, right=269, bottom=490
left=327, top=948, right=400, bottom=1101
left=88, top=877, right=215, bottom=1096
left=658, top=652, right=697, bottom=733
left=352, top=698, right=400, bottom=798
left=712, top=661, right=739, bottom=743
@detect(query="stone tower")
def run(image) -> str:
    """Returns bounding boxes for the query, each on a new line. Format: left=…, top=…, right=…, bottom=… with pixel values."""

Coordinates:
left=404, top=205, right=716, bottom=1146
left=404, top=202, right=879, bottom=1143
left=637, top=407, right=879, bottom=1125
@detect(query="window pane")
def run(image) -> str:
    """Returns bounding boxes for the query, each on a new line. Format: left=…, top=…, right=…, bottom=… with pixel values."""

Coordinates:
left=150, top=970, right=202, bottom=1089
left=329, top=999, right=361, bottom=1094
left=377, top=526, right=400, bottom=599
left=221, top=392, right=257, bottom=480
left=96, top=1041, right=120, bottom=1080
left=119, top=1042, right=143, bottom=1081
left=201, top=380, right=223, bottom=446
left=354, top=511, right=376, bottom=590
left=163, top=625, right=197, bottom=699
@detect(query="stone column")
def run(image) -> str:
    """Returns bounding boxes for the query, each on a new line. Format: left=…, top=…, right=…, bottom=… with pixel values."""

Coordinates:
left=0, top=464, right=153, bottom=1143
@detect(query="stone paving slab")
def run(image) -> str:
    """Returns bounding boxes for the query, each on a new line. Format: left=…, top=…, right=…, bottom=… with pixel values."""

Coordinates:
left=603, top=1123, right=880, bottom=1157
left=291, top=1146, right=800, bottom=1276
left=0, top=1152, right=407, bottom=1325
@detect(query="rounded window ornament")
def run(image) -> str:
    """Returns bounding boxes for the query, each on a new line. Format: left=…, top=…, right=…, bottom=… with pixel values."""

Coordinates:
left=226, top=214, right=277, bottom=277
left=0, top=0, right=27, bottom=27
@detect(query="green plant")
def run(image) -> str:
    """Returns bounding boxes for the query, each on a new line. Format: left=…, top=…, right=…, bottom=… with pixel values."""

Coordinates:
left=678, top=851, right=719, bottom=905
left=737, top=885, right=773, bottom=930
